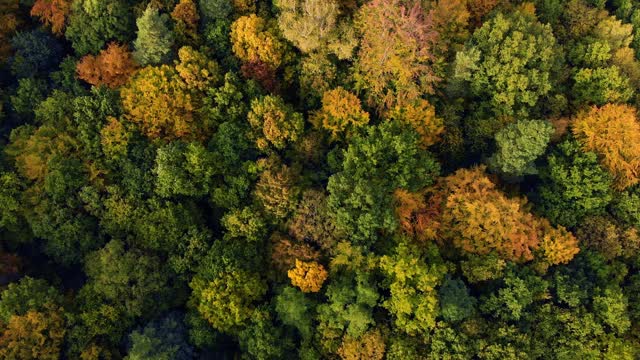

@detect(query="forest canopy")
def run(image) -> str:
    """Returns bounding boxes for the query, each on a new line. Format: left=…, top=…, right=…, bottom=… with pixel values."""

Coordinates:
left=1, top=0, right=640, bottom=359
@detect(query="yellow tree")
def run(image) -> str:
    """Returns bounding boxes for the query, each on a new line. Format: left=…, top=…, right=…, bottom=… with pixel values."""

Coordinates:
left=247, top=96, right=304, bottom=150
left=572, top=104, right=640, bottom=190
left=0, top=308, right=66, bottom=360
left=287, top=259, right=328, bottom=293
left=230, top=14, right=287, bottom=69
left=354, top=0, right=439, bottom=110
left=311, top=87, right=369, bottom=140
left=387, top=99, right=444, bottom=148
left=121, top=46, right=220, bottom=140
left=76, top=42, right=138, bottom=89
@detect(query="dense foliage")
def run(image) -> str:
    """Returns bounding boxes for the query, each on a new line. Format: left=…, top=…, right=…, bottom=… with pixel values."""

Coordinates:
left=1, top=0, right=640, bottom=359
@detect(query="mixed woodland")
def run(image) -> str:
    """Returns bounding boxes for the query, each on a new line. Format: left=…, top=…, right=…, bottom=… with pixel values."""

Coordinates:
left=2, top=0, right=640, bottom=358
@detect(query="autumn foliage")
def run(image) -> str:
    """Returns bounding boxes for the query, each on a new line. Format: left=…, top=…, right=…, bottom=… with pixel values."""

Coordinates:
left=428, top=166, right=579, bottom=265
left=76, top=42, right=138, bottom=88
left=311, top=87, right=369, bottom=140
left=572, top=104, right=640, bottom=190
left=355, top=0, right=439, bottom=110
left=0, top=308, right=66, bottom=360
left=30, top=0, right=70, bottom=36
left=287, top=259, right=329, bottom=293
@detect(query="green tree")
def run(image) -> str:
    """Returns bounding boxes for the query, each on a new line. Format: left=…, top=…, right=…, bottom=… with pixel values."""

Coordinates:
left=0, top=277, right=63, bottom=322
left=327, top=121, right=439, bottom=244
left=380, top=241, right=447, bottom=336
left=454, top=11, right=562, bottom=118
left=65, top=0, right=133, bottom=55
left=572, top=66, right=633, bottom=106
left=536, top=139, right=613, bottom=228
left=83, top=240, right=174, bottom=319
left=438, top=276, right=476, bottom=322
left=154, top=141, right=214, bottom=197
left=488, top=119, right=554, bottom=177
left=125, top=312, right=194, bottom=360
left=189, top=269, right=267, bottom=333
left=133, top=5, right=175, bottom=66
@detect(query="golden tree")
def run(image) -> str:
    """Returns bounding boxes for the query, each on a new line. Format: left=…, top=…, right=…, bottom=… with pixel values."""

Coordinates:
left=388, top=99, right=444, bottom=148
left=121, top=47, right=220, bottom=140
left=311, top=87, right=369, bottom=140
left=287, top=259, right=328, bottom=293
left=572, top=104, right=640, bottom=190
left=354, top=0, right=439, bottom=110
left=0, top=308, right=66, bottom=360
left=430, top=166, right=579, bottom=265
left=230, top=14, right=287, bottom=69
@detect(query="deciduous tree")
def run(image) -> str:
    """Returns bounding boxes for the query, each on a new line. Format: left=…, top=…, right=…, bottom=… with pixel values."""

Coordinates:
left=287, top=259, right=328, bottom=293
left=76, top=42, right=138, bottom=88
left=572, top=104, right=640, bottom=190
left=30, top=0, right=71, bottom=35
left=311, top=87, right=369, bottom=141
left=354, top=0, right=439, bottom=110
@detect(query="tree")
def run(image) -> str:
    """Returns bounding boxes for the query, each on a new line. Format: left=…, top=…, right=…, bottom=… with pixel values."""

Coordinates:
left=253, top=160, right=300, bottom=219
left=275, top=0, right=355, bottom=58
left=488, top=119, right=554, bottom=177
left=237, top=308, right=295, bottom=360
left=133, top=5, right=175, bottom=66
left=572, top=104, right=640, bottom=190
left=354, top=0, right=439, bottom=110
left=65, top=0, right=133, bottom=55
left=30, top=0, right=71, bottom=35
left=247, top=95, right=304, bottom=150
left=337, top=329, right=386, bottom=360
left=327, top=121, right=439, bottom=244
left=572, top=66, right=633, bottom=106
left=10, top=29, right=63, bottom=78
left=76, top=42, right=138, bottom=88
left=10, top=77, right=48, bottom=120
left=387, top=99, right=444, bottom=148
left=0, top=0, right=21, bottom=63
left=189, top=269, right=267, bottom=333
left=438, top=276, right=476, bottom=322
left=230, top=14, right=288, bottom=69
left=0, top=308, right=66, bottom=360
left=379, top=241, right=447, bottom=337
left=171, top=0, right=199, bottom=45
left=431, top=166, right=579, bottom=265
left=288, top=189, right=341, bottom=253
left=84, top=240, right=173, bottom=319
left=274, top=286, right=314, bottom=339
left=121, top=47, right=220, bottom=140
left=454, top=11, right=562, bottom=118
left=0, top=277, right=63, bottom=322
left=288, top=259, right=328, bottom=293
left=536, top=139, right=613, bottom=228
left=311, top=87, right=369, bottom=141
left=124, top=312, right=194, bottom=360
left=154, top=141, right=214, bottom=197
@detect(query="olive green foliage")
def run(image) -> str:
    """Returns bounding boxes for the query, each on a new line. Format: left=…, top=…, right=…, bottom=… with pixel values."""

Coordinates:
left=537, top=139, right=613, bottom=227
left=1, top=1, right=640, bottom=359
left=454, top=11, right=562, bottom=118
left=327, top=121, right=439, bottom=244
left=488, top=119, right=554, bottom=177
